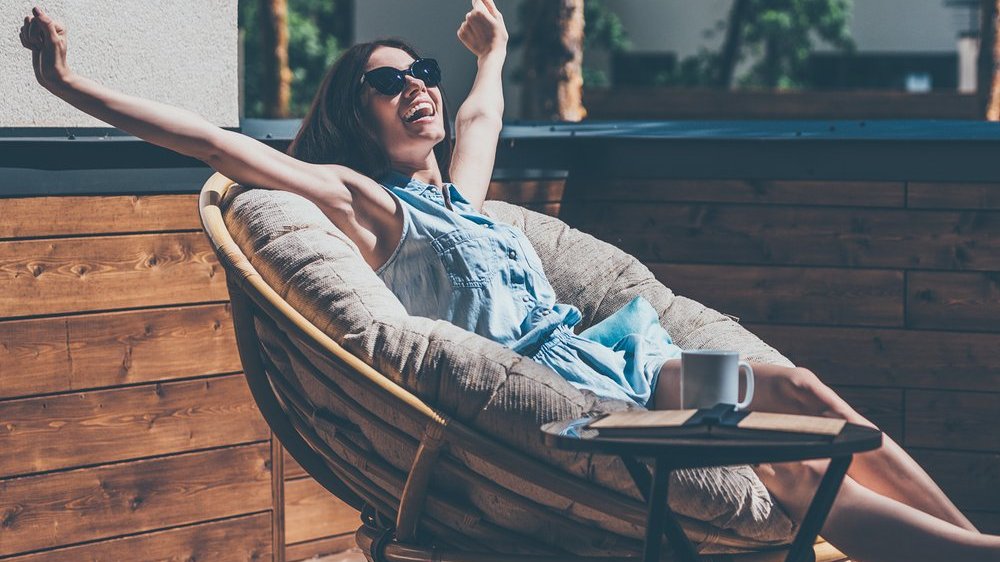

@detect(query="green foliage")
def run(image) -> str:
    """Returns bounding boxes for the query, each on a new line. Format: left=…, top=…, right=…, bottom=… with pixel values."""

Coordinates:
left=509, top=0, right=630, bottom=87
left=239, top=0, right=350, bottom=117
left=738, top=0, right=855, bottom=88
left=651, top=48, right=718, bottom=88
left=656, top=0, right=855, bottom=89
left=582, top=0, right=630, bottom=87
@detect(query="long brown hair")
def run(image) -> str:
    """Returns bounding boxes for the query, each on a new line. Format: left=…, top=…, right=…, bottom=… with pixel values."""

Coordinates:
left=287, top=39, right=453, bottom=182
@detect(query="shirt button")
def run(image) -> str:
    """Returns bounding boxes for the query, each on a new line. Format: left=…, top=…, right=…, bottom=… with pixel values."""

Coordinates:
left=508, top=249, right=517, bottom=260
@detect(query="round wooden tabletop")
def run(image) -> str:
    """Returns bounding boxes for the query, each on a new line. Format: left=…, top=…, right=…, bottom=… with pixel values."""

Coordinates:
left=541, top=416, right=883, bottom=468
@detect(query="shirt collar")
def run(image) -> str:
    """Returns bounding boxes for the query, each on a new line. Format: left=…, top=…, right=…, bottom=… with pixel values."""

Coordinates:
left=379, top=169, right=470, bottom=205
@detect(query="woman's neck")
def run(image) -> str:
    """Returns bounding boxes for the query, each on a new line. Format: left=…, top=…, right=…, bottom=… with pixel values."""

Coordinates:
left=391, top=152, right=443, bottom=186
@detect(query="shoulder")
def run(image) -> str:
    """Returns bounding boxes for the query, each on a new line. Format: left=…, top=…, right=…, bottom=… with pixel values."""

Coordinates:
left=446, top=182, right=480, bottom=212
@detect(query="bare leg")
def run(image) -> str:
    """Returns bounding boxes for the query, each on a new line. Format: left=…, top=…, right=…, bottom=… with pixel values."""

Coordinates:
left=652, top=360, right=978, bottom=532
left=755, top=459, right=1000, bottom=562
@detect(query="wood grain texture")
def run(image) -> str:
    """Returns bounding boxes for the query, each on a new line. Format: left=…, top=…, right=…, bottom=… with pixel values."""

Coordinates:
left=0, top=374, right=268, bottom=476
left=907, top=271, right=1000, bottom=331
left=7, top=513, right=271, bottom=562
left=746, top=324, right=1000, bottom=391
left=571, top=178, right=905, bottom=208
left=562, top=203, right=1000, bottom=271
left=520, top=202, right=561, bottom=217
left=284, top=477, right=360, bottom=545
left=583, top=88, right=980, bottom=119
left=0, top=303, right=241, bottom=399
left=272, top=435, right=286, bottom=562
left=909, top=449, right=1000, bottom=512
left=487, top=180, right=565, bottom=204
left=905, top=390, right=1000, bottom=452
left=651, top=264, right=903, bottom=326
left=908, top=182, right=1000, bottom=210
left=286, top=533, right=358, bottom=562
left=0, top=195, right=202, bottom=239
left=284, top=448, right=308, bottom=481
left=0, top=443, right=272, bottom=557
left=829, top=386, right=903, bottom=440
left=0, top=232, right=228, bottom=318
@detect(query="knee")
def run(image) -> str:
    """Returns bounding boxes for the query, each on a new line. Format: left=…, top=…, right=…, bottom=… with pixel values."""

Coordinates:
left=784, top=368, right=880, bottom=429
left=786, top=367, right=820, bottom=395
left=782, top=368, right=854, bottom=420
left=780, top=367, right=826, bottom=411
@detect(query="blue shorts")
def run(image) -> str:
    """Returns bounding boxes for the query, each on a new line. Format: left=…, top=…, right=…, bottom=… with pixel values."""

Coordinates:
left=529, top=296, right=682, bottom=407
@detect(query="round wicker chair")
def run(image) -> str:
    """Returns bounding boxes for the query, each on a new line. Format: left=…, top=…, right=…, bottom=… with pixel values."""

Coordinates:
left=198, top=172, right=850, bottom=562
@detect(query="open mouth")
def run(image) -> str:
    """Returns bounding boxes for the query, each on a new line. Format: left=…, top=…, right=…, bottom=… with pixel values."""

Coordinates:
left=402, top=101, right=435, bottom=124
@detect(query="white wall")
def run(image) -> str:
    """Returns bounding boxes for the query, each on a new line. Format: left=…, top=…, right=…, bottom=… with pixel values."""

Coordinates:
left=0, top=0, right=239, bottom=128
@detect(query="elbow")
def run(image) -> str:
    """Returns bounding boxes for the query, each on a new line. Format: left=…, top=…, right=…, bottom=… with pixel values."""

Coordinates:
left=455, top=107, right=503, bottom=129
left=197, top=128, right=235, bottom=166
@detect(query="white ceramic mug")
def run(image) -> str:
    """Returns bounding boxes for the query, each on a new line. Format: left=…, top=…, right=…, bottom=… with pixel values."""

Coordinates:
left=680, top=350, right=754, bottom=410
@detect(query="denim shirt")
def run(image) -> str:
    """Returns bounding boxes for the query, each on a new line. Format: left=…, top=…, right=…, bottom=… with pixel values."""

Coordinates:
left=374, top=170, right=582, bottom=356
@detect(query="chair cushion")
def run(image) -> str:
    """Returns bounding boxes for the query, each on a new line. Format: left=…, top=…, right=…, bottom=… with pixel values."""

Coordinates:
left=222, top=185, right=798, bottom=551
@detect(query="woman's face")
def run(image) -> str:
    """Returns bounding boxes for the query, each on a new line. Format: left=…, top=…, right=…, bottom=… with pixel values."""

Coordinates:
left=361, top=46, right=446, bottom=165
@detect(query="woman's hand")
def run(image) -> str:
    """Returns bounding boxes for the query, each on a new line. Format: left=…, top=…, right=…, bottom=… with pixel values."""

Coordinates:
left=19, top=6, right=72, bottom=92
left=457, top=0, right=508, bottom=59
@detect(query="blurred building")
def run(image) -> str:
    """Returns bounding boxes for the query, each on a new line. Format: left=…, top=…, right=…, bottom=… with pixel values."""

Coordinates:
left=355, top=0, right=978, bottom=119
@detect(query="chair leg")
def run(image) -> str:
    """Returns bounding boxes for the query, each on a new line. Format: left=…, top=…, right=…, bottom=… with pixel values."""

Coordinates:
left=356, top=523, right=398, bottom=562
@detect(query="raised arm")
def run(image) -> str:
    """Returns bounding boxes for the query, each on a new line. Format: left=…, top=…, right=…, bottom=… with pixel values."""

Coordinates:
left=451, top=0, right=508, bottom=211
left=18, top=7, right=397, bottom=268
left=19, top=8, right=337, bottom=198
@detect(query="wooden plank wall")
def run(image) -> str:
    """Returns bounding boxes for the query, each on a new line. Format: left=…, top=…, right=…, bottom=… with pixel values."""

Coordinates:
left=7, top=177, right=990, bottom=561
left=0, top=184, right=558, bottom=562
left=583, top=88, right=981, bottom=120
left=0, top=195, right=274, bottom=560
left=558, top=177, right=1000, bottom=534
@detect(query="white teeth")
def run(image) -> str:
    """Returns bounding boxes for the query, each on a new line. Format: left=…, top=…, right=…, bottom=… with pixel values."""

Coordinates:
left=403, top=102, right=434, bottom=122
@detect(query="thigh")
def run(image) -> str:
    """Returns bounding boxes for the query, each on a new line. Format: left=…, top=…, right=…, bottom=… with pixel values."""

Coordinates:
left=654, top=360, right=813, bottom=412
left=746, top=363, right=875, bottom=427
left=743, top=362, right=818, bottom=415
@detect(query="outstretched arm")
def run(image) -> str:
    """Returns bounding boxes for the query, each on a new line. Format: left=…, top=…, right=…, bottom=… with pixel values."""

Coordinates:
left=16, top=7, right=396, bottom=261
left=21, top=7, right=329, bottom=185
left=451, top=0, right=508, bottom=212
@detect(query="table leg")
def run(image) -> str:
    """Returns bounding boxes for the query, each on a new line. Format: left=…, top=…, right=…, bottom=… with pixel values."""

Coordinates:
left=784, top=455, right=853, bottom=562
left=643, top=460, right=701, bottom=562
left=622, top=455, right=651, bottom=502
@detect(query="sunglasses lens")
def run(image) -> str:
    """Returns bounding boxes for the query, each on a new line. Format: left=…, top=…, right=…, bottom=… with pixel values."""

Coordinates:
left=413, top=59, right=441, bottom=87
left=366, top=68, right=404, bottom=95
left=364, top=59, right=442, bottom=95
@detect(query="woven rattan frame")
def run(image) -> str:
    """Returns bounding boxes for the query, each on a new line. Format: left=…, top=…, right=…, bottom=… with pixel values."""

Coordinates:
left=198, top=172, right=849, bottom=562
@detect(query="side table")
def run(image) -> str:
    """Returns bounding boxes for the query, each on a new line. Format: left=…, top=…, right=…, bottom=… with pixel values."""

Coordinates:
left=541, top=416, right=882, bottom=562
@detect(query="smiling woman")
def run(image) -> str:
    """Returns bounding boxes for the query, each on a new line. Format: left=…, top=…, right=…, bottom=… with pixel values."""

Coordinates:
left=284, top=39, right=454, bottom=192
left=18, top=2, right=1000, bottom=560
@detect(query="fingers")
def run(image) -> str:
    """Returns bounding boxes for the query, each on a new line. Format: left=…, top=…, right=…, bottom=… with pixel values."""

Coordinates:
left=480, top=0, right=502, bottom=18
left=20, top=17, right=31, bottom=48
left=469, top=0, right=497, bottom=19
left=28, top=14, right=45, bottom=44
left=28, top=6, right=61, bottom=44
left=21, top=15, right=42, bottom=49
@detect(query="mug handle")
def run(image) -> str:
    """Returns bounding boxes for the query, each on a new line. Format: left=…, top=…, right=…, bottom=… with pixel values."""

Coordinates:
left=735, top=361, right=754, bottom=411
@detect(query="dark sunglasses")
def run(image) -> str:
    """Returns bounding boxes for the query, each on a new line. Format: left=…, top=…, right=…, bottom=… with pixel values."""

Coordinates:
left=361, top=58, right=442, bottom=96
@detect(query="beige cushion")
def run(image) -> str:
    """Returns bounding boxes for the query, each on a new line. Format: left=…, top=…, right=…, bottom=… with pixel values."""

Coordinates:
left=222, top=185, right=798, bottom=552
